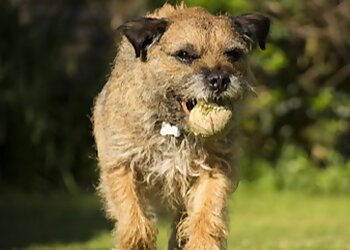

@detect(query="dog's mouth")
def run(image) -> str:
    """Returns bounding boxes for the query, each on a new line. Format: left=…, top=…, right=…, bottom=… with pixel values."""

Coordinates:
left=181, top=98, right=197, bottom=115
left=180, top=97, right=230, bottom=115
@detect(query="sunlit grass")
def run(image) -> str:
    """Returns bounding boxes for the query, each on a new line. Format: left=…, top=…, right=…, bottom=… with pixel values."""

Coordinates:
left=1, top=186, right=349, bottom=250
left=228, top=186, right=350, bottom=250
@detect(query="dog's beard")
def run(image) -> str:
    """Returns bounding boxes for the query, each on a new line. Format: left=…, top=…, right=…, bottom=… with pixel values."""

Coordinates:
left=178, top=73, right=253, bottom=114
left=159, top=73, right=253, bottom=137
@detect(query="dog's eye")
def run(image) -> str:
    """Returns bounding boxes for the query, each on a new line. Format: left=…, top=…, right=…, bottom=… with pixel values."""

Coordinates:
left=225, top=49, right=243, bottom=62
left=174, top=50, right=199, bottom=64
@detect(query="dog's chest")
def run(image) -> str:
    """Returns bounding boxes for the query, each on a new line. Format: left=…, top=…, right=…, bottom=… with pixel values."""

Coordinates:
left=146, top=137, right=203, bottom=178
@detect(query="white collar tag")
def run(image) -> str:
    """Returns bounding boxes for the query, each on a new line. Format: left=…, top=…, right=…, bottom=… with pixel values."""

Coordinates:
left=160, top=122, right=181, bottom=138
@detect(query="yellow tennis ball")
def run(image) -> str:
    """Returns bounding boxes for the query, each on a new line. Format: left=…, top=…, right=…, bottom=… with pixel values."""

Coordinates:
left=188, top=102, right=233, bottom=138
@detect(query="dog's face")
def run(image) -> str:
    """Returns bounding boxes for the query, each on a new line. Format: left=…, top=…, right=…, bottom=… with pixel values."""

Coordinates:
left=119, top=6, right=269, bottom=135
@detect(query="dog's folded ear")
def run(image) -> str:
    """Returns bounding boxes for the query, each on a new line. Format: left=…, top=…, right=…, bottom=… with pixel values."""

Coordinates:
left=230, top=14, right=270, bottom=50
left=118, top=18, right=169, bottom=61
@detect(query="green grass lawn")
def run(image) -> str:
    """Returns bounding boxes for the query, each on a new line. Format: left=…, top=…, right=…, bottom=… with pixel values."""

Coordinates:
left=1, top=186, right=349, bottom=250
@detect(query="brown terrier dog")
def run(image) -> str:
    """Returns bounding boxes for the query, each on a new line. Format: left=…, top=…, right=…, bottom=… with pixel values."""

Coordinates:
left=93, top=3, right=269, bottom=250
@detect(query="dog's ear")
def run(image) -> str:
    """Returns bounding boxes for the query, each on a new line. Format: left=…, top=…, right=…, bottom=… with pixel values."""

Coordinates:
left=118, top=17, right=169, bottom=61
left=230, top=14, right=270, bottom=50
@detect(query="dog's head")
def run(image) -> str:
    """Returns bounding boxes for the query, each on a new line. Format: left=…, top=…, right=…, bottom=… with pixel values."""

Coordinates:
left=118, top=5, right=270, bottom=138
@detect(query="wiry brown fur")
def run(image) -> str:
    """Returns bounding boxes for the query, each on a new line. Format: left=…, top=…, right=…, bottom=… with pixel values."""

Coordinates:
left=93, top=3, right=269, bottom=250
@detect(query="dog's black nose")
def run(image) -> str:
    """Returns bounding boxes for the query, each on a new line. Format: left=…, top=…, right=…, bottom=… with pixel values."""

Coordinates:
left=206, top=71, right=230, bottom=94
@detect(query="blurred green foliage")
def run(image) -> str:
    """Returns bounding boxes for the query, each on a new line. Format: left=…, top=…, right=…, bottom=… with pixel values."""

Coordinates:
left=1, top=0, right=349, bottom=194
left=0, top=0, right=113, bottom=192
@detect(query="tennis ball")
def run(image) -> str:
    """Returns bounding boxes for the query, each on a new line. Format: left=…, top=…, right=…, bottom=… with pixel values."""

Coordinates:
left=188, top=101, right=233, bottom=138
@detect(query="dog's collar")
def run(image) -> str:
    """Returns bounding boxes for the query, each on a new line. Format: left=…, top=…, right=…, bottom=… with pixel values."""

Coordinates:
left=160, top=122, right=181, bottom=138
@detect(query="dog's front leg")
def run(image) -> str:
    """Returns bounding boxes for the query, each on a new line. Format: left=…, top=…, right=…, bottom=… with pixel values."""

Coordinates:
left=178, top=170, right=232, bottom=250
left=99, top=166, right=157, bottom=250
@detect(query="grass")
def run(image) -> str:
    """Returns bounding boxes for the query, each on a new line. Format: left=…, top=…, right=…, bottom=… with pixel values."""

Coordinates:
left=1, top=186, right=349, bottom=250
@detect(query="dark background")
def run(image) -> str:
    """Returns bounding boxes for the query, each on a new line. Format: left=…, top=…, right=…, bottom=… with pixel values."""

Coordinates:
left=1, top=0, right=350, bottom=194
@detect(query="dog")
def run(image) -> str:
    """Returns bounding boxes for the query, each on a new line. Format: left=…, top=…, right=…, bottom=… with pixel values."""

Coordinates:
left=92, top=3, right=269, bottom=250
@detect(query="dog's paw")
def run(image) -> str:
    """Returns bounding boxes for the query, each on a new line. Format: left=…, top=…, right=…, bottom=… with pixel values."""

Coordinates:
left=183, top=238, right=221, bottom=250
left=117, top=219, right=157, bottom=250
